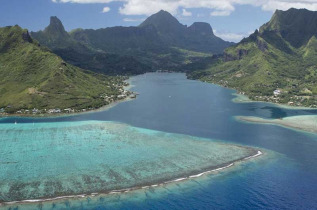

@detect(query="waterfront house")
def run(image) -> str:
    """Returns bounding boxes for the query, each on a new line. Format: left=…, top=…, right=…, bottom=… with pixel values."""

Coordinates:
left=273, top=89, right=281, bottom=96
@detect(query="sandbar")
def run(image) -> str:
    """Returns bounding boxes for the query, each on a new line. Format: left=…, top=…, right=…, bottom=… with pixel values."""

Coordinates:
left=236, top=115, right=317, bottom=134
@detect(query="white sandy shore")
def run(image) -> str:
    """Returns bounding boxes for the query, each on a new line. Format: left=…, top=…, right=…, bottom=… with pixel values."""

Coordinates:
left=236, top=115, right=317, bottom=134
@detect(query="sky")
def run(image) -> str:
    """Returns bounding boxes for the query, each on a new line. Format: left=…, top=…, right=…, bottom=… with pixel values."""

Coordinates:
left=1, top=0, right=317, bottom=42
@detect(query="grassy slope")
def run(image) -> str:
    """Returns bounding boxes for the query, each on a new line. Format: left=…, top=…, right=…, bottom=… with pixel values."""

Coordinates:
left=0, top=26, right=123, bottom=112
left=188, top=10, right=317, bottom=107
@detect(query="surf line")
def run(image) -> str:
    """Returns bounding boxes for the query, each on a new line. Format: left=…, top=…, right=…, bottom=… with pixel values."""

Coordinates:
left=1, top=150, right=262, bottom=206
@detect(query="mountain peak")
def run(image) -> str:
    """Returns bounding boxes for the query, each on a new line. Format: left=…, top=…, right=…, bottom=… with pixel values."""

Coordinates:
left=30, top=16, right=71, bottom=49
left=262, top=8, right=317, bottom=29
left=50, top=16, right=63, bottom=26
left=156, top=10, right=171, bottom=16
left=44, top=16, right=69, bottom=38
left=139, top=10, right=186, bottom=34
left=188, top=22, right=214, bottom=36
left=260, top=8, right=317, bottom=48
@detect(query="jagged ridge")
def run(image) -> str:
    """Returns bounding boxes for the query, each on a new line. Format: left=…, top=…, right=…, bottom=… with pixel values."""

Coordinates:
left=68, top=10, right=233, bottom=69
left=31, top=17, right=149, bottom=75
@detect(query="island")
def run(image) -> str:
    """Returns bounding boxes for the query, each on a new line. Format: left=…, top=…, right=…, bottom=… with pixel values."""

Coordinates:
left=236, top=115, right=317, bottom=134
left=0, top=121, right=261, bottom=206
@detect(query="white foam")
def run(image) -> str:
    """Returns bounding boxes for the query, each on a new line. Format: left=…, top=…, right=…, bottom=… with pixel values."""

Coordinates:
left=189, top=163, right=234, bottom=178
left=173, top=178, right=187, bottom=182
left=189, top=173, right=204, bottom=178
left=244, top=151, right=262, bottom=160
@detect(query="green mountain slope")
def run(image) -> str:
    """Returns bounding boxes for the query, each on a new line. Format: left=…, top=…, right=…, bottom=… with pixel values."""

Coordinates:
left=31, top=17, right=149, bottom=75
left=188, top=8, right=317, bottom=107
left=0, top=25, right=126, bottom=113
left=69, top=10, right=233, bottom=69
left=260, top=8, right=317, bottom=48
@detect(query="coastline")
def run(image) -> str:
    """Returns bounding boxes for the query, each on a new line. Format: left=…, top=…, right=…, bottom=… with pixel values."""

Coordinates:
left=191, top=73, right=317, bottom=110
left=194, top=77, right=317, bottom=110
left=232, top=93, right=317, bottom=110
left=0, top=79, right=136, bottom=119
left=0, top=150, right=263, bottom=207
left=235, top=115, right=317, bottom=134
left=2, top=74, right=315, bottom=120
left=0, top=96, right=135, bottom=119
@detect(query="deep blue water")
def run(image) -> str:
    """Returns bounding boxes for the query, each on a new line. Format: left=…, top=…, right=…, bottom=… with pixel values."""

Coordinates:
left=1, top=73, right=317, bottom=209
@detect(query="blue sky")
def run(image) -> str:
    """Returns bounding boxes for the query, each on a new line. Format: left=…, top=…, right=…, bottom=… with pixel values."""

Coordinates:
left=0, top=0, right=316, bottom=42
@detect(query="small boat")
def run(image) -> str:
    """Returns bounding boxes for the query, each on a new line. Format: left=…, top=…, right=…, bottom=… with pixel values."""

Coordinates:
left=14, top=121, right=17, bottom=125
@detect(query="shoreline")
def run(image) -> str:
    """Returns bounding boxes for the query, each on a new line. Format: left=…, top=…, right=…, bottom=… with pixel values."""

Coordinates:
left=232, top=93, right=317, bottom=110
left=193, top=76, right=317, bottom=110
left=2, top=74, right=315, bottom=119
left=236, top=115, right=317, bottom=134
left=0, top=96, right=135, bottom=119
left=0, top=79, right=136, bottom=119
left=0, top=150, right=263, bottom=206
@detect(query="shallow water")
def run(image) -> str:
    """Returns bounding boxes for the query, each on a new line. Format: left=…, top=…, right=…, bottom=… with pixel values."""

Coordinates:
left=1, top=73, right=317, bottom=209
left=0, top=121, right=256, bottom=203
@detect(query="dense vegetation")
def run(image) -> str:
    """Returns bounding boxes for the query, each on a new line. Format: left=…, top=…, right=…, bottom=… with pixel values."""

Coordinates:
left=0, top=25, right=127, bottom=114
left=3, top=8, right=316, bottom=112
left=188, top=8, right=317, bottom=107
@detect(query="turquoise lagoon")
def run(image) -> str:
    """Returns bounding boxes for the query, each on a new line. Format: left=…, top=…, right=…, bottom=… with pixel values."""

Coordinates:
left=1, top=72, right=317, bottom=209
left=0, top=121, right=257, bottom=204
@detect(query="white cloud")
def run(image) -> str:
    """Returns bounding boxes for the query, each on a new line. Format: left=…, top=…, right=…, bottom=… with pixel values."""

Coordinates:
left=210, top=10, right=231, bottom=16
left=197, top=13, right=206, bottom=17
left=53, top=0, right=113, bottom=3
left=102, top=7, right=111, bottom=13
left=52, top=0, right=317, bottom=16
left=214, top=29, right=253, bottom=42
left=118, top=1, right=180, bottom=15
left=182, top=8, right=192, bottom=16
left=123, top=18, right=145, bottom=22
left=261, top=1, right=317, bottom=12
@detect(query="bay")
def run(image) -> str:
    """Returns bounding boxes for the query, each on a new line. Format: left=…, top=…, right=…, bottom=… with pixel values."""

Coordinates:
left=1, top=72, right=317, bottom=209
